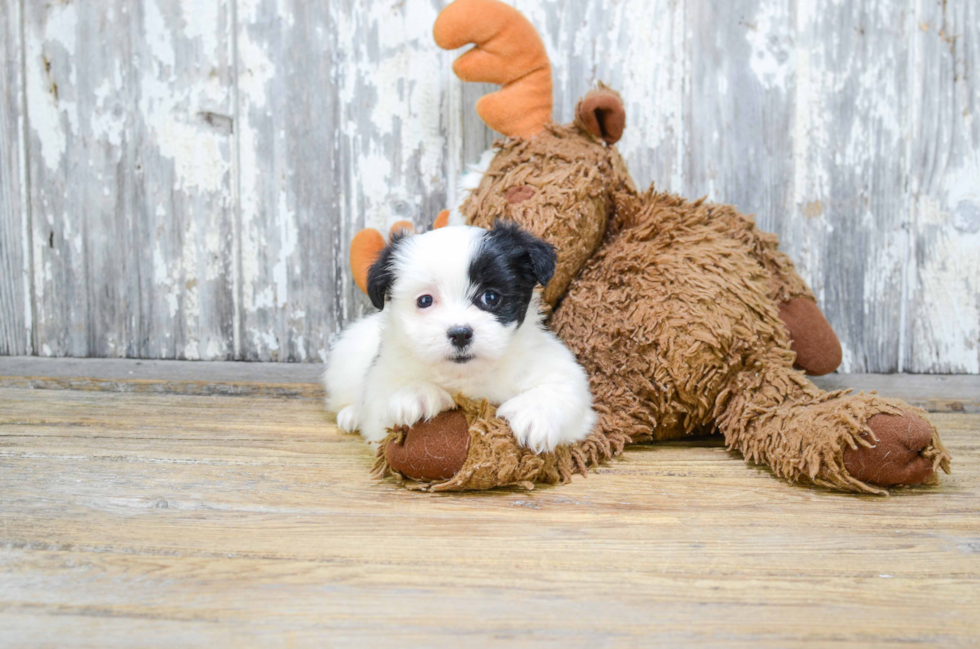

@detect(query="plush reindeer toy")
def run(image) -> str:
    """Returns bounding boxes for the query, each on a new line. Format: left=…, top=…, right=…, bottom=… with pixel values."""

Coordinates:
left=345, top=0, right=950, bottom=494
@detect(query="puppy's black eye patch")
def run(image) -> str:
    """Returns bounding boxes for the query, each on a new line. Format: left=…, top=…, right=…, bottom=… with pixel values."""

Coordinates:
left=469, top=222, right=555, bottom=326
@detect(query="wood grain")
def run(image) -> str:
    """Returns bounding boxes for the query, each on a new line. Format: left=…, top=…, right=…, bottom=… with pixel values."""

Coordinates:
left=789, top=0, right=911, bottom=372
left=518, top=0, right=687, bottom=195
left=3, top=357, right=980, bottom=412
left=235, top=0, right=453, bottom=362
left=0, top=381, right=978, bottom=647
left=0, top=0, right=31, bottom=356
left=907, top=0, right=980, bottom=373
left=22, top=0, right=237, bottom=359
left=685, top=0, right=794, bottom=242
left=0, top=0, right=978, bottom=372
left=236, top=0, right=340, bottom=362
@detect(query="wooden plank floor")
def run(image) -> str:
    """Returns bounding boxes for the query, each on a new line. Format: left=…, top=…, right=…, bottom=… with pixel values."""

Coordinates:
left=0, top=360, right=978, bottom=648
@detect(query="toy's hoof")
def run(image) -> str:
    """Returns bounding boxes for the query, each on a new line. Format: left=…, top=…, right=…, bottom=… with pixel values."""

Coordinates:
left=385, top=410, right=470, bottom=482
left=844, top=412, right=937, bottom=487
left=778, top=297, right=842, bottom=376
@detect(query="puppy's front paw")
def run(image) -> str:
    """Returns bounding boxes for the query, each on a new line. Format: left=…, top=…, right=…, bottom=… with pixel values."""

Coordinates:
left=386, top=385, right=456, bottom=428
left=336, top=406, right=360, bottom=433
left=497, top=396, right=565, bottom=454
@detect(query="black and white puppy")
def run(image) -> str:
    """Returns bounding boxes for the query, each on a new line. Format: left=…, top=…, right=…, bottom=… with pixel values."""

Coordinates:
left=324, top=222, right=596, bottom=453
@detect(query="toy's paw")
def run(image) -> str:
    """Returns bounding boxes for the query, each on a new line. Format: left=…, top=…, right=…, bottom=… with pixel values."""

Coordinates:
left=336, top=406, right=360, bottom=433
left=498, top=395, right=564, bottom=454
left=386, top=385, right=456, bottom=429
left=385, top=410, right=471, bottom=481
left=778, top=297, right=842, bottom=376
left=844, top=411, right=947, bottom=487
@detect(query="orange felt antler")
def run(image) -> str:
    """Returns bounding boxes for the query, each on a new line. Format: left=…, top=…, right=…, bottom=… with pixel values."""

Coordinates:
left=434, top=0, right=552, bottom=140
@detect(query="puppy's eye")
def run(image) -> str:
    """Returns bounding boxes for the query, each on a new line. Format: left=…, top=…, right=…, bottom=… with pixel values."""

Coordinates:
left=480, top=290, right=501, bottom=308
left=417, top=295, right=433, bottom=309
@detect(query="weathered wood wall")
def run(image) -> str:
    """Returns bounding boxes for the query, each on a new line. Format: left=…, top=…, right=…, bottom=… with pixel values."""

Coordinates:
left=0, top=0, right=977, bottom=372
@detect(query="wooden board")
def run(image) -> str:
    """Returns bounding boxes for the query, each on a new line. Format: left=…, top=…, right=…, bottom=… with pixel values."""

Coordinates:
left=22, top=0, right=237, bottom=359
left=907, top=0, right=980, bottom=373
left=2, top=357, right=979, bottom=413
left=788, top=0, right=911, bottom=372
left=234, top=0, right=456, bottom=362
left=1, top=0, right=978, bottom=372
left=515, top=0, right=687, bottom=191
left=0, top=379, right=978, bottom=647
left=685, top=0, right=794, bottom=240
left=0, top=0, right=31, bottom=356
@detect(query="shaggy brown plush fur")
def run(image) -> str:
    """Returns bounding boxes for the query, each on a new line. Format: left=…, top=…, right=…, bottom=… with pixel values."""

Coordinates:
left=374, top=113, right=950, bottom=495
left=367, top=0, right=950, bottom=494
left=377, top=395, right=630, bottom=492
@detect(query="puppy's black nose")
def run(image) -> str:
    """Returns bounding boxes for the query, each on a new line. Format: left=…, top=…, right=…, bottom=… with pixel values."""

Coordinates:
left=447, top=326, right=473, bottom=348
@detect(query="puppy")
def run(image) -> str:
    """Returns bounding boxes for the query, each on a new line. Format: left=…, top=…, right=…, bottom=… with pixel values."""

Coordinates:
left=324, top=222, right=596, bottom=453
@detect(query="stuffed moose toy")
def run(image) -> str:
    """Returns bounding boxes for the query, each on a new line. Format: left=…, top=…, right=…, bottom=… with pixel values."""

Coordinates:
left=344, top=0, right=950, bottom=494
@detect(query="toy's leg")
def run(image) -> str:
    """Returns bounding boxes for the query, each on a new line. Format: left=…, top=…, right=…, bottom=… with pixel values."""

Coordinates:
left=377, top=396, right=623, bottom=491
left=777, top=297, right=842, bottom=376
left=716, top=357, right=950, bottom=493
left=705, top=201, right=842, bottom=375
left=382, top=410, right=471, bottom=482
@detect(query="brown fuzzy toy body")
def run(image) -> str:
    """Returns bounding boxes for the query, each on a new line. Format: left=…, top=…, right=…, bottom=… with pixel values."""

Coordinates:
left=376, top=122, right=949, bottom=495
left=366, top=0, right=950, bottom=495
left=553, top=186, right=946, bottom=492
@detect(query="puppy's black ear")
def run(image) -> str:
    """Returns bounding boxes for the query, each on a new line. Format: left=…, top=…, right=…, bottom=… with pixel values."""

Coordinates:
left=366, top=232, right=407, bottom=310
left=489, top=220, right=557, bottom=288
left=523, top=232, right=557, bottom=287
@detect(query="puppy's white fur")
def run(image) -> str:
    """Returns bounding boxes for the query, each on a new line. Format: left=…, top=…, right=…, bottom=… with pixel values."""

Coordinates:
left=324, top=225, right=595, bottom=453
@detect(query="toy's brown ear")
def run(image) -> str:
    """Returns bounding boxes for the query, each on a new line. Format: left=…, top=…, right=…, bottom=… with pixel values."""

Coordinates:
left=350, top=228, right=386, bottom=294
left=576, top=86, right=626, bottom=145
left=433, top=210, right=450, bottom=229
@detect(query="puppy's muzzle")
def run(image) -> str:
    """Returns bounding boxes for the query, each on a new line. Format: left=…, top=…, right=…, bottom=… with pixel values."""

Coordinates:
left=447, top=326, right=473, bottom=349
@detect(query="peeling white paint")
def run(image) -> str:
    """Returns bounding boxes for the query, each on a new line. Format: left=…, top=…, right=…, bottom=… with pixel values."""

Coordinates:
left=235, top=26, right=274, bottom=107
left=140, top=0, right=229, bottom=194
left=236, top=15, right=276, bottom=320
left=25, top=1, right=79, bottom=173
left=599, top=0, right=686, bottom=193
left=7, top=0, right=977, bottom=369
left=746, top=0, right=792, bottom=91
left=273, top=190, right=297, bottom=309
left=45, top=3, right=77, bottom=53
left=144, top=0, right=176, bottom=74
left=912, top=198, right=980, bottom=373
left=334, top=0, right=444, bottom=229
left=910, top=143, right=980, bottom=373
left=154, top=119, right=227, bottom=192
left=178, top=0, right=220, bottom=56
